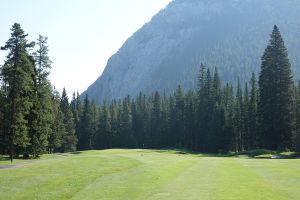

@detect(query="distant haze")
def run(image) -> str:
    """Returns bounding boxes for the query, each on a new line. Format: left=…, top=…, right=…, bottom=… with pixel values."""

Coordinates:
left=84, top=0, right=300, bottom=104
left=0, top=0, right=171, bottom=97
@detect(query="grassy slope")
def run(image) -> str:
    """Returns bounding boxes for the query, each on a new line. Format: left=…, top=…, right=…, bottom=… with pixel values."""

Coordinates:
left=0, top=149, right=299, bottom=200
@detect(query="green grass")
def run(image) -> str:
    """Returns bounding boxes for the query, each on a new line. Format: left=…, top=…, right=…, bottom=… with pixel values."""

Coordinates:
left=0, top=149, right=300, bottom=200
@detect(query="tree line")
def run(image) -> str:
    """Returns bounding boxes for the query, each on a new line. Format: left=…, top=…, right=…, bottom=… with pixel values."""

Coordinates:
left=0, top=23, right=77, bottom=160
left=1, top=24, right=300, bottom=161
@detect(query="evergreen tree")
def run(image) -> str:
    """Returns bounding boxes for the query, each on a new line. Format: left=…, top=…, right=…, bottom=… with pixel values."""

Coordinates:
left=96, top=102, right=111, bottom=149
left=150, top=91, right=162, bottom=147
left=248, top=73, right=258, bottom=149
left=295, top=81, right=300, bottom=152
left=234, top=79, right=244, bottom=151
left=174, top=86, right=185, bottom=147
left=198, top=68, right=214, bottom=151
left=0, top=87, right=6, bottom=154
left=71, top=92, right=82, bottom=143
left=77, top=94, right=94, bottom=150
left=120, top=96, right=136, bottom=148
left=28, top=35, right=53, bottom=157
left=221, top=84, right=235, bottom=152
left=208, top=68, right=223, bottom=152
left=48, top=88, right=64, bottom=153
left=243, top=83, right=250, bottom=150
left=60, top=88, right=77, bottom=152
left=0, top=23, right=35, bottom=160
left=160, top=94, right=169, bottom=148
left=184, top=91, right=197, bottom=149
left=258, top=25, right=294, bottom=150
left=109, top=100, right=120, bottom=147
left=132, top=92, right=148, bottom=148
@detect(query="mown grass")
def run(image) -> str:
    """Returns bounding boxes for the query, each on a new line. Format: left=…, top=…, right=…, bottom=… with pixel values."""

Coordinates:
left=0, top=149, right=299, bottom=200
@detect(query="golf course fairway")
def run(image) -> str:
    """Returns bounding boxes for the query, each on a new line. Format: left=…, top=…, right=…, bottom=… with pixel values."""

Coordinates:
left=0, top=149, right=300, bottom=200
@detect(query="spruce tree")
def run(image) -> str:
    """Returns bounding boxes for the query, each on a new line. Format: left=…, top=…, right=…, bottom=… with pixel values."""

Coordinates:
left=234, top=80, right=244, bottom=152
left=295, top=81, right=300, bottom=152
left=28, top=35, right=53, bottom=157
left=248, top=73, right=258, bottom=149
left=184, top=91, right=197, bottom=149
left=222, top=84, right=235, bottom=152
left=243, top=83, right=250, bottom=150
left=0, top=23, right=35, bottom=160
left=150, top=91, right=162, bottom=147
left=48, top=88, right=65, bottom=153
left=96, top=102, right=111, bottom=149
left=60, top=88, right=77, bottom=152
left=174, top=85, right=185, bottom=147
left=0, top=88, right=6, bottom=154
left=120, top=96, right=136, bottom=148
left=258, top=25, right=294, bottom=150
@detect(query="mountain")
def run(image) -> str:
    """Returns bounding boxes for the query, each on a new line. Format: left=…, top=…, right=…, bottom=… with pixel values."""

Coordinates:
left=84, top=0, right=300, bottom=104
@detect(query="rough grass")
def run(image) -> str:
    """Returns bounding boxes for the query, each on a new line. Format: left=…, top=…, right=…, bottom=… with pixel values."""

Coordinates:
left=0, top=149, right=300, bottom=200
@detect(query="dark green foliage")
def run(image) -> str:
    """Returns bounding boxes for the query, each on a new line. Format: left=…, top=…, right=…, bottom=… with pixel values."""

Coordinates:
left=69, top=26, right=297, bottom=153
left=1, top=23, right=299, bottom=157
left=295, top=81, right=300, bottom=152
left=248, top=73, right=258, bottom=149
left=150, top=91, right=163, bottom=147
left=77, top=95, right=99, bottom=150
left=234, top=80, right=244, bottom=152
left=48, top=89, right=65, bottom=153
left=60, top=88, right=77, bottom=152
left=119, top=96, right=137, bottom=148
left=28, top=35, right=53, bottom=157
left=0, top=89, right=6, bottom=154
left=0, top=23, right=35, bottom=160
left=258, top=25, right=294, bottom=150
left=95, top=102, right=111, bottom=149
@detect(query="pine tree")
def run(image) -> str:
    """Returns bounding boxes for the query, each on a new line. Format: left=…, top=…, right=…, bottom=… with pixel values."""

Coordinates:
left=258, top=25, right=294, bottom=150
left=0, top=23, right=35, bottom=161
left=184, top=91, right=197, bottom=149
left=221, top=84, right=235, bottom=152
left=174, top=85, right=185, bottom=147
left=120, top=96, right=136, bottom=148
left=0, top=88, right=6, bottom=154
left=28, top=35, right=53, bottom=157
left=295, top=81, right=300, bottom=152
left=77, top=94, right=94, bottom=150
left=197, top=68, right=214, bottom=151
left=243, top=83, right=250, bottom=150
left=248, top=73, right=258, bottom=149
left=132, top=92, right=147, bottom=148
left=48, top=88, right=65, bottom=153
left=60, top=88, right=77, bottom=152
left=109, top=100, right=120, bottom=147
left=150, top=91, right=162, bottom=147
left=234, top=79, right=244, bottom=152
left=96, top=102, right=111, bottom=149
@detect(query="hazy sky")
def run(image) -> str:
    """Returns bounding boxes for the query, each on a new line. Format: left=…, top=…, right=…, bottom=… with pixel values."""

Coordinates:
left=0, top=0, right=172, bottom=97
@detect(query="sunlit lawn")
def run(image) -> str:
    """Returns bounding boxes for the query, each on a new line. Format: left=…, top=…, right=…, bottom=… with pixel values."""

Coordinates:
left=0, top=149, right=300, bottom=200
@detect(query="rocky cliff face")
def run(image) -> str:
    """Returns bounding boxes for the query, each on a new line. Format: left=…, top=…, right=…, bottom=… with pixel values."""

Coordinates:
left=84, top=0, right=300, bottom=104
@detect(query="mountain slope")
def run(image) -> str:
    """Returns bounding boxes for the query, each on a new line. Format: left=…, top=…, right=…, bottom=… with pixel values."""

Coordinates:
left=84, top=0, right=300, bottom=104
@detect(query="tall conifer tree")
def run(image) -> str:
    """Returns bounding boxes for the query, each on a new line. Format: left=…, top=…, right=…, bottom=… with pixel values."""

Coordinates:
left=28, top=35, right=53, bottom=157
left=248, top=73, right=258, bottom=149
left=259, top=25, right=294, bottom=150
left=0, top=23, right=35, bottom=160
left=60, top=88, right=77, bottom=152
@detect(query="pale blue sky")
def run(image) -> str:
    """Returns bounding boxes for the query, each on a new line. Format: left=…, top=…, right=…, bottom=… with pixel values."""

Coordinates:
left=0, top=0, right=172, bottom=96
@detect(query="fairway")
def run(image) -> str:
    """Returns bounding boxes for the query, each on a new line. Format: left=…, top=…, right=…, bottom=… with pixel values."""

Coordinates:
left=1, top=150, right=300, bottom=200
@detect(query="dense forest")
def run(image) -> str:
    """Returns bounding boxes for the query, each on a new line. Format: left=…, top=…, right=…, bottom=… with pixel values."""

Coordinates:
left=1, top=24, right=300, bottom=161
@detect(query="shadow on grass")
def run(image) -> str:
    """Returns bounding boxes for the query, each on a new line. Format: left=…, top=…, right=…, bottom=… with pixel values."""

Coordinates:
left=69, top=151, right=82, bottom=155
left=0, top=155, right=10, bottom=161
left=141, top=148, right=300, bottom=159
